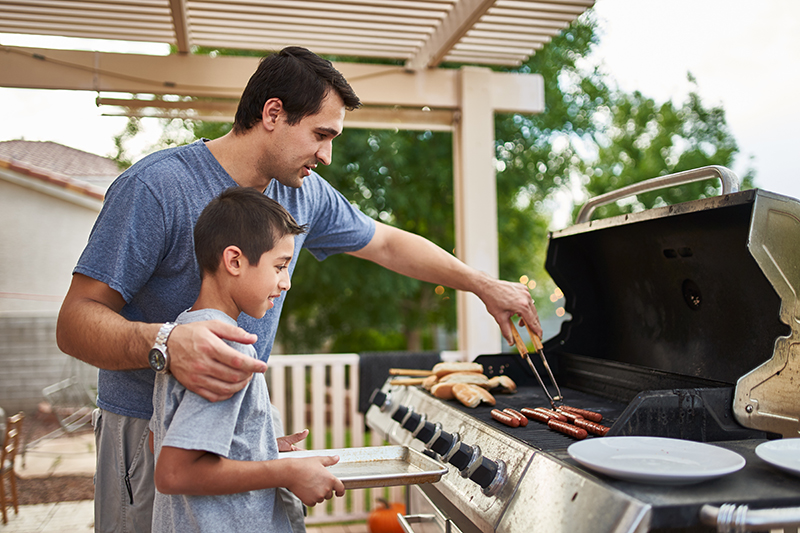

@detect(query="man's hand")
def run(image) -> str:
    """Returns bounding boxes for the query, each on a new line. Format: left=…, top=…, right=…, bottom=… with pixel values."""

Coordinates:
left=168, top=320, right=265, bottom=402
left=475, top=276, right=543, bottom=345
left=277, top=429, right=309, bottom=452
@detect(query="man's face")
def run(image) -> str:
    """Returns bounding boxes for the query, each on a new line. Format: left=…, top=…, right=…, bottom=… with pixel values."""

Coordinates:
left=260, top=91, right=345, bottom=188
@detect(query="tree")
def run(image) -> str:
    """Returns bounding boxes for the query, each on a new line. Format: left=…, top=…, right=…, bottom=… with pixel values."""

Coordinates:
left=581, top=80, right=754, bottom=219
left=493, top=14, right=610, bottom=314
left=277, top=129, right=458, bottom=353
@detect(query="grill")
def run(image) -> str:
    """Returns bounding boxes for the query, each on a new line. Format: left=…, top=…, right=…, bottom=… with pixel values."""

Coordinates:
left=365, top=168, right=800, bottom=533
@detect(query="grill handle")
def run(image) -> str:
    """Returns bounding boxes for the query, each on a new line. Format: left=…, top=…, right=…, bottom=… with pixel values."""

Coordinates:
left=576, top=165, right=740, bottom=224
left=700, top=503, right=800, bottom=532
left=397, top=513, right=438, bottom=533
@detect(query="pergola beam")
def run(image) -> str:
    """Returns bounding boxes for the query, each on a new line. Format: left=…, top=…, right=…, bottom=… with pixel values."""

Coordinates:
left=97, top=97, right=458, bottom=131
left=0, top=46, right=543, bottom=113
left=405, top=0, right=495, bottom=70
left=168, top=0, right=191, bottom=54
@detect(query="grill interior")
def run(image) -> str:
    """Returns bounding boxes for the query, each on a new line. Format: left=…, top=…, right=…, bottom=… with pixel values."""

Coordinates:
left=545, top=192, right=790, bottom=384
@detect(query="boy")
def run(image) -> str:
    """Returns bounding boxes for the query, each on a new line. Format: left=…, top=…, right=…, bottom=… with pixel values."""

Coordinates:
left=149, top=187, right=345, bottom=533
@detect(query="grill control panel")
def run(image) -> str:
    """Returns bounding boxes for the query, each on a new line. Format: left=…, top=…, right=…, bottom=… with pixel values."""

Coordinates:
left=367, top=385, right=539, bottom=532
left=370, top=388, right=507, bottom=496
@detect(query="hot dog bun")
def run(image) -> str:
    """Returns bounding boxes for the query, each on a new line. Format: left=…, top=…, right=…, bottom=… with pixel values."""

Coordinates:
left=422, top=374, right=439, bottom=391
left=486, top=375, right=517, bottom=393
left=431, top=382, right=455, bottom=400
left=438, top=372, right=489, bottom=387
left=432, top=361, right=483, bottom=379
left=452, top=383, right=496, bottom=408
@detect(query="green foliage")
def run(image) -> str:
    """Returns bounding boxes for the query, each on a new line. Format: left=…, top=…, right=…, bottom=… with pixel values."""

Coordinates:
left=110, top=116, right=141, bottom=169
left=581, top=82, right=754, bottom=219
left=493, top=15, right=610, bottom=313
left=277, top=129, right=457, bottom=353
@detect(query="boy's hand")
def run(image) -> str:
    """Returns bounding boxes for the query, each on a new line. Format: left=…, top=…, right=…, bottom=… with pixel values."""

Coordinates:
left=278, top=429, right=309, bottom=452
left=168, top=320, right=266, bottom=402
left=286, top=456, right=346, bottom=506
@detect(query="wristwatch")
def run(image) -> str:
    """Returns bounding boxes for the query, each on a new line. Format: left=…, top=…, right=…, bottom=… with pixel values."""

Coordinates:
left=148, top=322, right=177, bottom=374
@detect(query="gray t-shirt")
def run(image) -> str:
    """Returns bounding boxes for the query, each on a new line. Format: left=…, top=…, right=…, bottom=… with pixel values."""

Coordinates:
left=74, top=140, right=375, bottom=420
left=150, top=308, right=291, bottom=533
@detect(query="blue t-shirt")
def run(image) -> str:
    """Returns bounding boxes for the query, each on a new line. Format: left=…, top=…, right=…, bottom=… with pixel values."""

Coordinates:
left=75, top=140, right=375, bottom=419
left=150, top=308, right=290, bottom=533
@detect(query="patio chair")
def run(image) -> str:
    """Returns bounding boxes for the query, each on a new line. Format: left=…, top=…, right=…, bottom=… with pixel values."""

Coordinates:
left=42, top=375, right=95, bottom=435
left=1, top=412, right=24, bottom=524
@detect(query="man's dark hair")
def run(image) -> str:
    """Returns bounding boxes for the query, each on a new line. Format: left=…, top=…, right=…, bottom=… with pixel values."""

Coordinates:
left=232, top=46, right=361, bottom=133
left=194, top=187, right=306, bottom=276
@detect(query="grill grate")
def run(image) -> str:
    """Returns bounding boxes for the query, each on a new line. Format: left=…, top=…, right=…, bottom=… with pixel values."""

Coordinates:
left=444, top=385, right=627, bottom=452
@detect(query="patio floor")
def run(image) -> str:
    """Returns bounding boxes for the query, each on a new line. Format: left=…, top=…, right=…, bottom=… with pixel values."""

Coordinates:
left=2, top=430, right=368, bottom=533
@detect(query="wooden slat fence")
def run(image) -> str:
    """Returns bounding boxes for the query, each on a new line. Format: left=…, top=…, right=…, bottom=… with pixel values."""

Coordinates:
left=266, top=354, right=404, bottom=524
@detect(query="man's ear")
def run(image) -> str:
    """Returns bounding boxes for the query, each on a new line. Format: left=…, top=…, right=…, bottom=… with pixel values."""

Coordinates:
left=222, top=246, right=244, bottom=275
left=262, top=98, right=283, bottom=131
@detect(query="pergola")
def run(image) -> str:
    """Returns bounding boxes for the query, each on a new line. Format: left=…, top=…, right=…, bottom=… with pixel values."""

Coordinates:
left=0, top=0, right=594, bottom=358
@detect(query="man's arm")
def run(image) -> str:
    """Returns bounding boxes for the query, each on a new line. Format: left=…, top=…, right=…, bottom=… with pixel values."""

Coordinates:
left=56, top=273, right=267, bottom=401
left=155, top=446, right=345, bottom=506
left=347, top=221, right=542, bottom=344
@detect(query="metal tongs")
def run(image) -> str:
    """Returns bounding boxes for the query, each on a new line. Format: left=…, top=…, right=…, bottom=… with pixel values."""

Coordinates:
left=509, top=317, right=563, bottom=409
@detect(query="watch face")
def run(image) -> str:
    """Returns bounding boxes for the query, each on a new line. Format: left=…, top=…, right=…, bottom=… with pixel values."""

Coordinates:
left=149, top=348, right=166, bottom=372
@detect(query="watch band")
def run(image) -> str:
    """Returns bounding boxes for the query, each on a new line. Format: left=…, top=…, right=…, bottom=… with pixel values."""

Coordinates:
left=152, top=322, right=177, bottom=373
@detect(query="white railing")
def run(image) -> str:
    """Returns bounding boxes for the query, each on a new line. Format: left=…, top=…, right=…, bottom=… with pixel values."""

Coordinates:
left=266, top=353, right=404, bottom=524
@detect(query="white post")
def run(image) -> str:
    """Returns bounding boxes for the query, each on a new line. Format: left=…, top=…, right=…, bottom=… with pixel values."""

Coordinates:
left=454, top=66, right=502, bottom=360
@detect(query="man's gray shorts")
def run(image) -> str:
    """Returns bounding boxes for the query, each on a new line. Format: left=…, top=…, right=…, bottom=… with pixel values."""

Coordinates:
left=93, top=409, right=155, bottom=533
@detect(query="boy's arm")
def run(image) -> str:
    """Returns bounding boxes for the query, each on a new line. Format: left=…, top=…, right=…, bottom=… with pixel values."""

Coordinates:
left=57, top=274, right=267, bottom=401
left=155, top=446, right=345, bottom=506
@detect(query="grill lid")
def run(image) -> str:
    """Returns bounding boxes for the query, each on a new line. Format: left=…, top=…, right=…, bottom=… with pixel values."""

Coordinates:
left=546, top=181, right=800, bottom=436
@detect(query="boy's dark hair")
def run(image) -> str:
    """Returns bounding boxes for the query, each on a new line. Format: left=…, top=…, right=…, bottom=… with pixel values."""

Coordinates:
left=232, top=46, right=361, bottom=134
left=194, top=187, right=306, bottom=276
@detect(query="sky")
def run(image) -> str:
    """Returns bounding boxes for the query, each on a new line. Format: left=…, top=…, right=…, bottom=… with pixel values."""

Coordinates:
left=588, top=0, right=800, bottom=200
left=1, top=0, right=799, bottom=201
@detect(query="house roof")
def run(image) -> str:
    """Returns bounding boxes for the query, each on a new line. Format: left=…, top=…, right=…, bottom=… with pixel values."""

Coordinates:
left=0, top=140, right=119, bottom=200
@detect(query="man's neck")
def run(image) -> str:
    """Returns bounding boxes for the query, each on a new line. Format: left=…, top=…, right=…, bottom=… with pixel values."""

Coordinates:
left=205, top=131, right=271, bottom=191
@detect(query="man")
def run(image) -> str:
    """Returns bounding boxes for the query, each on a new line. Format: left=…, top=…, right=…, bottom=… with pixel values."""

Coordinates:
left=57, top=46, right=541, bottom=532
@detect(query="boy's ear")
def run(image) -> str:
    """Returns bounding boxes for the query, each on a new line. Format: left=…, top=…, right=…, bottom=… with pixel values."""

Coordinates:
left=221, top=246, right=244, bottom=275
left=262, top=98, right=283, bottom=131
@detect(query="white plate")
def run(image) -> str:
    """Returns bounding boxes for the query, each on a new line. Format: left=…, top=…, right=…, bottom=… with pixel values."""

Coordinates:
left=755, top=439, right=800, bottom=477
left=568, top=436, right=746, bottom=485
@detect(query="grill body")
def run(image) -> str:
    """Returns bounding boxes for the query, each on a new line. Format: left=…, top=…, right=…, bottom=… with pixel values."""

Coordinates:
left=366, top=187, right=800, bottom=532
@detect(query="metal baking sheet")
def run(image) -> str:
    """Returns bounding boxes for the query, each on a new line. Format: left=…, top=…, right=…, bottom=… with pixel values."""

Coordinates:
left=279, top=445, right=448, bottom=489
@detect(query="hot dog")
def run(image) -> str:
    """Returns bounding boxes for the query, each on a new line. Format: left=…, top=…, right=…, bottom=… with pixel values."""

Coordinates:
left=520, top=407, right=550, bottom=423
left=559, top=405, right=603, bottom=423
left=547, top=419, right=588, bottom=440
left=555, top=409, right=584, bottom=424
left=503, top=408, right=528, bottom=427
left=573, top=418, right=610, bottom=436
left=491, top=409, right=520, bottom=428
left=534, top=407, right=569, bottom=422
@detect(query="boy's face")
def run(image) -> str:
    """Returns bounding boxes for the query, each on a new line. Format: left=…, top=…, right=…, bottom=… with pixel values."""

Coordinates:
left=236, top=234, right=295, bottom=319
